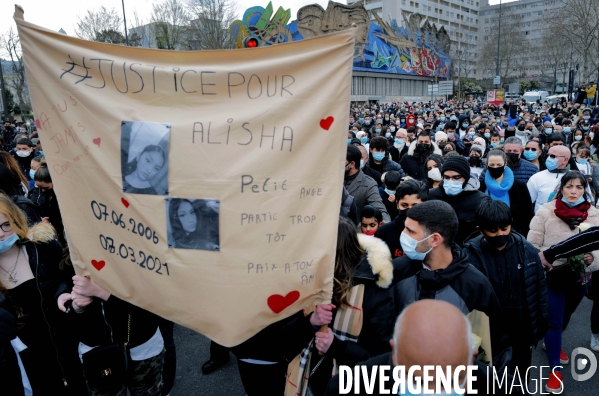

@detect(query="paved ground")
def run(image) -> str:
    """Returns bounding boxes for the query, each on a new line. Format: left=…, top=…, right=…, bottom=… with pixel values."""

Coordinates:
left=169, top=298, right=599, bottom=395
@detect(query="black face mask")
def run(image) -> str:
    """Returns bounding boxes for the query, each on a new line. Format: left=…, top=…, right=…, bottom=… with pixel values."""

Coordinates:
left=488, top=165, right=505, bottom=179
left=396, top=208, right=408, bottom=224
left=469, top=156, right=482, bottom=166
left=438, top=142, right=447, bottom=149
left=416, top=143, right=431, bottom=153
left=506, top=152, right=520, bottom=165
left=484, top=233, right=510, bottom=248
left=517, top=125, right=525, bottom=131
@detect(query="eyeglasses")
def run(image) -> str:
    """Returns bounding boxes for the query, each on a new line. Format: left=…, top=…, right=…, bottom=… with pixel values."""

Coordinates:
left=443, top=175, right=465, bottom=181
left=0, top=222, right=12, bottom=232
left=548, top=154, right=566, bottom=159
left=524, top=147, right=537, bottom=152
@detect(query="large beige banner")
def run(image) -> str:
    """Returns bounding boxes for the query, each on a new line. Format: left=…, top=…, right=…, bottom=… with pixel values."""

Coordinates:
left=14, top=7, right=354, bottom=346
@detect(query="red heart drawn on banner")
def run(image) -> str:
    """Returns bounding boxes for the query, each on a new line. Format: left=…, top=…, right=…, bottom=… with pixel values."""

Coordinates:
left=34, top=119, right=42, bottom=130
left=91, top=260, right=105, bottom=271
left=121, top=198, right=130, bottom=208
left=319, top=116, right=334, bottom=131
left=93, top=138, right=101, bottom=147
left=267, top=291, right=300, bottom=314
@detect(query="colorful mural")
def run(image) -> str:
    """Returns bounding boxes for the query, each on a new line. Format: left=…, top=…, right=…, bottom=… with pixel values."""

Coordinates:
left=231, top=1, right=452, bottom=78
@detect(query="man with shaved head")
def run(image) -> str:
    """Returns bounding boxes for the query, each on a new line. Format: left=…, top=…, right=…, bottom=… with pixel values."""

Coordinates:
left=527, top=145, right=572, bottom=213
left=325, top=300, right=516, bottom=395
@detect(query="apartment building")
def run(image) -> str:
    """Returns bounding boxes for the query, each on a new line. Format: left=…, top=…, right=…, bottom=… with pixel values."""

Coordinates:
left=478, top=0, right=565, bottom=85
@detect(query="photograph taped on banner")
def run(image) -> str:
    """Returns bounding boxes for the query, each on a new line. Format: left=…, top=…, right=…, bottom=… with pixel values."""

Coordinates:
left=166, top=198, right=220, bottom=251
left=121, top=121, right=170, bottom=195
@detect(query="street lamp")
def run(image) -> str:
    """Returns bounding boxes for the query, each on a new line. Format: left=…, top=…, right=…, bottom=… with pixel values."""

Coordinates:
left=495, top=0, right=502, bottom=89
left=122, top=0, right=129, bottom=46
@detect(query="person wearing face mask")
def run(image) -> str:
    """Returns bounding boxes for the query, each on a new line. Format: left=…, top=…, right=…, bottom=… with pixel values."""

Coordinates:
left=515, top=120, right=530, bottom=145
left=478, top=150, right=533, bottom=236
left=0, top=194, right=88, bottom=396
left=10, top=138, right=38, bottom=184
left=0, top=151, right=30, bottom=195
left=357, top=145, right=382, bottom=187
left=522, top=139, right=545, bottom=171
left=527, top=145, right=573, bottom=214
left=345, top=145, right=391, bottom=223
left=359, top=205, right=383, bottom=236
left=527, top=171, right=599, bottom=393
left=378, top=171, right=402, bottom=221
left=325, top=300, right=506, bottom=396
left=389, top=128, right=409, bottom=163
left=425, top=153, right=444, bottom=189
left=464, top=201, right=548, bottom=378
left=468, top=145, right=485, bottom=179
left=31, top=160, right=66, bottom=246
left=399, top=131, right=442, bottom=182
left=388, top=200, right=509, bottom=370
left=368, top=137, right=405, bottom=177
left=574, top=146, right=592, bottom=177
left=375, top=180, right=427, bottom=259
left=427, top=156, right=491, bottom=245
left=480, top=137, right=539, bottom=185
left=0, top=163, right=42, bottom=227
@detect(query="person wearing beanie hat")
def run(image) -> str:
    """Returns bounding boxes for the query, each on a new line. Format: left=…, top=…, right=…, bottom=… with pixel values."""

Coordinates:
left=435, top=131, right=448, bottom=142
left=428, top=156, right=491, bottom=245
left=468, top=145, right=485, bottom=179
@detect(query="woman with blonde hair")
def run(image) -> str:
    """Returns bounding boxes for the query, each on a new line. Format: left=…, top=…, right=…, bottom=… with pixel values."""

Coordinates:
left=0, top=193, right=86, bottom=395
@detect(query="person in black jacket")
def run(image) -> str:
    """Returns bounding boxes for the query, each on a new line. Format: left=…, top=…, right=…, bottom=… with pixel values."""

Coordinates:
left=324, top=300, right=521, bottom=396
left=399, top=130, right=442, bottom=181
left=284, top=217, right=395, bottom=396
left=10, top=138, right=38, bottom=184
left=0, top=293, right=25, bottom=395
left=32, top=160, right=65, bottom=246
left=63, top=273, right=166, bottom=396
left=464, top=200, right=548, bottom=376
left=0, top=163, right=41, bottom=226
left=375, top=179, right=427, bottom=258
left=479, top=149, right=534, bottom=236
left=367, top=137, right=405, bottom=177
left=427, top=156, right=492, bottom=245
left=0, top=194, right=86, bottom=396
left=389, top=200, right=511, bottom=371
left=357, top=145, right=382, bottom=187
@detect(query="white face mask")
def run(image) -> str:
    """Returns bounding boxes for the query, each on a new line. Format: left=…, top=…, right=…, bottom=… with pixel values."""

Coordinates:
left=16, top=150, right=31, bottom=157
left=427, top=167, right=442, bottom=181
left=575, top=135, right=582, bottom=141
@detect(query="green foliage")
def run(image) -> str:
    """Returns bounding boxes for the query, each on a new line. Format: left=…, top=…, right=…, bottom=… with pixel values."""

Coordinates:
left=94, top=29, right=126, bottom=44
left=459, top=78, right=484, bottom=93
left=519, top=80, right=542, bottom=94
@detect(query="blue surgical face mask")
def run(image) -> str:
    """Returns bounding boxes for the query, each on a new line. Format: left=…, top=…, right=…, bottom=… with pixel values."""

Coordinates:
left=385, top=133, right=392, bottom=138
left=361, top=137, right=368, bottom=144
left=490, top=142, right=499, bottom=148
left=484, top=133, right=491, bottom=138
left=523, top=150, right=537, bottom=160
left=545, top=156, right=558, bottom=171
left=500, top=137, right=505, bottom=143
left=462, top=123, right=469, bottom=129
left=390, top=126, right=396, bottom=132
left=384, top=188, right=395, bottom=196
left=29, top=169, right=36, bottom=179
left=0, top=233, right=19, bottom=254
left=577, top=157, right=588, bottom=164
left=364, top=120, right=371, bottom=125
left=544, top=128, right=553, bottom=134
left=395, top=138, right=405, bottom=145
left=400, top=232, right=433, bottom=261
left=38, top=151, right=44, bottom=156
left=375, top=129, right=382, bottom=134
left=373, top=152, right=386, bottom=161
left=561, top=195, right=585, bottom=207
left=443, top=180, right=463, bottom=196
left=360, top=159, right=364, bottom=169
left=563, top=127, right=571, bottom=133
left=347, top=139, right=352, bottom=145
left=359, top=117, right=364, bottom=122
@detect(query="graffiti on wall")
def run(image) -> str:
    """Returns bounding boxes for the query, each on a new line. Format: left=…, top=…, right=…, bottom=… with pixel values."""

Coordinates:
left=231, top=1, right=452, bottom=78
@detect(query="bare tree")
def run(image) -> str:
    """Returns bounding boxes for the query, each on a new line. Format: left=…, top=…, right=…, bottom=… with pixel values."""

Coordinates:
left=0, top=28, right=31, bottom=113
left=478, top=10, right=525, bottom=85
left=450, top=37, right=475, bottom=98
left=149, top=0, right=190, bottom=50
left=538, top=33, right=571, bottom=93
left=74, top=6, right=124, bottom=42
left=557, top=0, right=599, bottom=83
left=186, top=0, right=238, bottom=50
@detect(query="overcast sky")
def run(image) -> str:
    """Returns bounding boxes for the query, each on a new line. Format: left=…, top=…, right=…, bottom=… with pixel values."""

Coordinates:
left=0, top=0, right=337, bottom=37
left=0, top=0, right=514, bottom=40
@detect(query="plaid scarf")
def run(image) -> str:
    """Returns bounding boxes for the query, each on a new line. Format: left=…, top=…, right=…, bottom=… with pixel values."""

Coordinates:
left=285, top=284, right=365, bottom=396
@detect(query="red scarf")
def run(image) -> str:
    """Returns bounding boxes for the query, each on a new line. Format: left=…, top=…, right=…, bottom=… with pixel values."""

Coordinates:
left=554, top=198, right=591, bottom=229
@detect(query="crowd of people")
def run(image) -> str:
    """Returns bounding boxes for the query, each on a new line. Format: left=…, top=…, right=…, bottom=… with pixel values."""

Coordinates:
left=1, top=93, right=599, bottom=396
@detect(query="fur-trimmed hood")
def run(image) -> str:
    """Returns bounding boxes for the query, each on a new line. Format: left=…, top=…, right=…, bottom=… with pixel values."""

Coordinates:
left=356, top=233, right=393, bottom=288
left=24, top=222, right=57, bottom=244
left=406, top=140, right=443, bottom=157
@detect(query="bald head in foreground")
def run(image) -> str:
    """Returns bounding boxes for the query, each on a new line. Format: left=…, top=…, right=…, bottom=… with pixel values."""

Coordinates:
left=390, top=299, right=472, bottom=390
